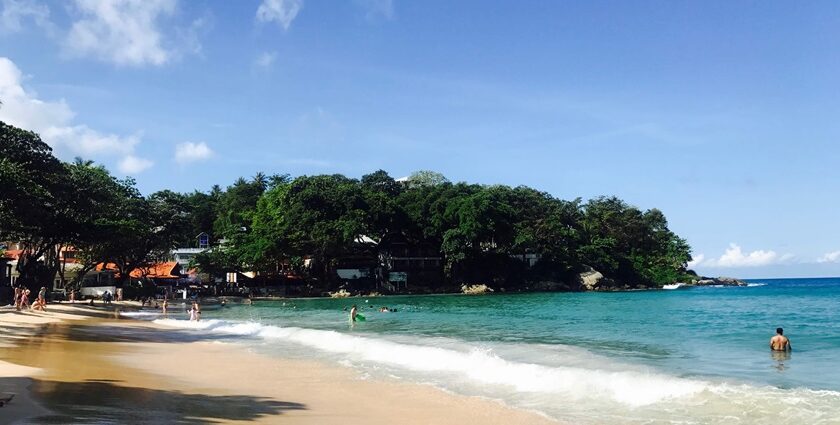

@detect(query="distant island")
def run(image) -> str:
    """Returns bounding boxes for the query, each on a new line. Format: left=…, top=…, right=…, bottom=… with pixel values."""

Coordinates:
left=2, top=121, right=726, bottom=299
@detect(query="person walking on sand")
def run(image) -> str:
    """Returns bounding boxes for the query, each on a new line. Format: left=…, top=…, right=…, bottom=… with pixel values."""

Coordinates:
left=770, top=328, right=792, bottom=351
left=20, top=289, right=30, bottom=310
left=13, top=286, right=21, bottom=311
left=37, top=287, right=47, bottom=310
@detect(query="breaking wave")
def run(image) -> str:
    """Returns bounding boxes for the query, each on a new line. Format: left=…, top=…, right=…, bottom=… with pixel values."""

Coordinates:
left=153, top=318, right=840, bottom=424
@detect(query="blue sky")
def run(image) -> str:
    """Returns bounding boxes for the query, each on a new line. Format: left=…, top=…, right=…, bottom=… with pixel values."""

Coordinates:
left=1, top=0, right=840, bottom=278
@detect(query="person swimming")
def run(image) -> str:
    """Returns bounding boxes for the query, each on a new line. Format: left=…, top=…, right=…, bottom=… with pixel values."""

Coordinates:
left=770, top=327, right=791, bottom=351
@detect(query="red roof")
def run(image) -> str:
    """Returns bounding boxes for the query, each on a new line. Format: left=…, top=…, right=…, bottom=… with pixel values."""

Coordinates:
left=131, top=262, right=180, bottom=279
left=96, top=262, right=181, bottom=279
left=3, top=249, right=22, bottom=260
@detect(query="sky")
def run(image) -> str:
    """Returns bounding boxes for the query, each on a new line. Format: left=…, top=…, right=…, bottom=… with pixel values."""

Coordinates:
left=1, top=0, right=840, bottom=278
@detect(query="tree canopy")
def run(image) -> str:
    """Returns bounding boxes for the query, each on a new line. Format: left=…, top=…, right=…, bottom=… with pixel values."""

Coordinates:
left=1, top=121, right=696, bottom=295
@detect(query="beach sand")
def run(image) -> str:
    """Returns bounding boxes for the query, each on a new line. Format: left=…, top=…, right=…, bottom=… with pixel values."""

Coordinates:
left=0, top=304, right=562, bottom=424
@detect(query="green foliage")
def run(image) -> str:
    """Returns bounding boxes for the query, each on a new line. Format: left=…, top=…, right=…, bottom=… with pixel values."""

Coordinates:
left=1, top=118, right=694, bottom=292
left=406, top=170, right=449, bottom=188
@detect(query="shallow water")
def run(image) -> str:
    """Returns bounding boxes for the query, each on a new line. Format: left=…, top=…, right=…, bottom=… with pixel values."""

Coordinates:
left=143, top=278, right=840, bottom=424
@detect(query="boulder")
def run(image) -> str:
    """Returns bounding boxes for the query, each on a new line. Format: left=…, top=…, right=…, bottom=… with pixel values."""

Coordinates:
left=461, top=284, right=494, bottom=295
left=695, top=276, right=747, bottom=287
left=578, top=270, right=605, bottom=291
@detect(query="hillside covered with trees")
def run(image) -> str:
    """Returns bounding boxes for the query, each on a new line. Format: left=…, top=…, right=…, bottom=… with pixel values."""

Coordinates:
left=1, top=121, right=696, bottom=295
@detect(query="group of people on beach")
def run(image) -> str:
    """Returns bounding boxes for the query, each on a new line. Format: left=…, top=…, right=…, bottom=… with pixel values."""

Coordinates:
left=11, top=286, right=47, bottom=311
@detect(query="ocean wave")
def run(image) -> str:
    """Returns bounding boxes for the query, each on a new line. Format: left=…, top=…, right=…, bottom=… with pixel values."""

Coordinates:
left=747, top=283, right=767, bottom=287
left=119, top=311, right=164, bottom=318
left=153, top=318, right=840, bottom=424
left=154, top=318, right=706, bottom=406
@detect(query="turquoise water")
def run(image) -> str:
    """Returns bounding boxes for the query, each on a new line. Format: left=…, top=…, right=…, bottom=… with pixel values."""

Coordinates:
left=148, top=278, right=840, bottom=424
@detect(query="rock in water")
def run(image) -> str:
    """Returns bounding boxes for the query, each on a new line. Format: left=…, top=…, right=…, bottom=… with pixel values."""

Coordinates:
left=695, top=276, right=747, bottom=286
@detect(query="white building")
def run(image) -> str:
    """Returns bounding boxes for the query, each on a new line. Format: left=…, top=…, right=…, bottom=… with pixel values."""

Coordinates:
left=172, top=248, right=206, bottom=270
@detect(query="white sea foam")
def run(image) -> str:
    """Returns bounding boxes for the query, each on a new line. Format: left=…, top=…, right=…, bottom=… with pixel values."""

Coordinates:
left=747, top=283, right=767, bottom=287
left=154, top=318, right=704, bottom=406
left=119, top=311, right=163, bottom=318
left=152, top=318, right=840, bottom=424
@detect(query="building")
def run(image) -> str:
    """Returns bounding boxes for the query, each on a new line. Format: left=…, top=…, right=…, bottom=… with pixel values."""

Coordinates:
left=95, top=261, right=183, bottom=286
left=172, top=248, right=206, bottom=270
left=130, top=262, right=183, bottom=286
left=54, top=246, right=84, bottom=292
left=1, top=254, right=12, bottom=287
left=379, top=239, right=443, bottom=291
left=2, top=248, right=21, bottom=287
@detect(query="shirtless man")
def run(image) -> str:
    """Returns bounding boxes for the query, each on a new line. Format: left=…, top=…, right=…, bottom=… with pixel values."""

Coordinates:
left=770, top=328, right=791, bottom=351
left=350, top=305, right=358, bottom=322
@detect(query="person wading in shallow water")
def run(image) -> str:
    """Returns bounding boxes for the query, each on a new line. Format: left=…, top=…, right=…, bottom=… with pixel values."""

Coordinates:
left=770, top=327, right=792, bottom=351
left=350, top=305, right=358, bottom=322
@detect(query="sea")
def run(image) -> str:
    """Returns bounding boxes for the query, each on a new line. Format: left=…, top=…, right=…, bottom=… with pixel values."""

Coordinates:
left=132, top=277, right=840, bottom=424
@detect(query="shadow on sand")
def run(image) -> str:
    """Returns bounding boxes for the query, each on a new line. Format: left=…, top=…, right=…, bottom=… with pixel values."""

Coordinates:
left=1, top=377, right=306, bottom=424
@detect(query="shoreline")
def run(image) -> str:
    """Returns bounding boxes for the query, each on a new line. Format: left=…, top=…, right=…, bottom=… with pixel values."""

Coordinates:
left=0, top=304, right=562, bottom=424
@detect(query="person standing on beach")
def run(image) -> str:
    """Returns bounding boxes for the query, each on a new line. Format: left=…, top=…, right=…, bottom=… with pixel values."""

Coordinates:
left=37, top=287, right=46, bottom=310
left=770, top=328, right=791, bottom=351
left=350, top=305, right=358, bottom=322
left=20, top=289, right=30, bottom=310
left=13, top=286, right=21, bottom=311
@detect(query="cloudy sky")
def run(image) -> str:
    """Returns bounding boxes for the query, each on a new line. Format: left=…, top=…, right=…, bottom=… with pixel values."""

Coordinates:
left=2, top=0, right=840, bottom=278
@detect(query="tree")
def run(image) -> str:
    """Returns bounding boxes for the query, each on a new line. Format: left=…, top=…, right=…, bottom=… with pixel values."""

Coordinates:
left=406, top=170, right=449, bottom=188
left=0, top=122, right=70, bottom=290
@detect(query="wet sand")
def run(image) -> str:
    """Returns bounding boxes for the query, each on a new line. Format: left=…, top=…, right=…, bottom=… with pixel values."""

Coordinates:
left=0, top=304, right=562, bottom=424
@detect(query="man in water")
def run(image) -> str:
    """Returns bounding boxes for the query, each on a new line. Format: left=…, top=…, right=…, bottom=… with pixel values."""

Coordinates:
left=770, top=327, right=791, bottom=351
left=350, top=304, right=358, bottom=322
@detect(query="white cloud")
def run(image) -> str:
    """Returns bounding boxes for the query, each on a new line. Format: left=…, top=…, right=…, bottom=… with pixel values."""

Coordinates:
left=65, top=0, right=178, bottom=66
left=174, top=141, right=213, bottom=164
left=817, top=251, right=840, bottom=264
left=118, top=155, right=154, bottom=174
left=354, top=0, right=393, bottom=21
left=0, top=0, right=52, bottom=33
left=686, top=254, right=705, bottom=269
left=254, top=51, right=277, bottom=69
left=0, top=56, right=152, bottom=173
left=256, top=0, right=302, bottom=30
left=703, top=243, right=793, bottom=268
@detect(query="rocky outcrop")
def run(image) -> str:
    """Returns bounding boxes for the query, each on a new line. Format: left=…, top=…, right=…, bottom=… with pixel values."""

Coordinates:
left=461, top=284, right=494, bottom=295
left=577, top=269, right=617, bottom=291
left=694, top=276, right=747, bottom=287
left=329, top=289, right=351, bottom=298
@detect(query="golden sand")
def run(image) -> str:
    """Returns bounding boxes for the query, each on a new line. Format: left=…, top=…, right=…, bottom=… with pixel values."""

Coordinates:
left=1, top=304, right=561, bottom=424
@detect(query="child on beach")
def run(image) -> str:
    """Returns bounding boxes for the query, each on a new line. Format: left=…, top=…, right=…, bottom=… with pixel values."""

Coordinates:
left=36, top=287, right=47, bottom=311
left=20, top=289, right=30, bottom=310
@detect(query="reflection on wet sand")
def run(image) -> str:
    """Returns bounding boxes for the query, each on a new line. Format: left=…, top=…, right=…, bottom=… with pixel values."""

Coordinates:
left=0, top=319, right=307, bottom=423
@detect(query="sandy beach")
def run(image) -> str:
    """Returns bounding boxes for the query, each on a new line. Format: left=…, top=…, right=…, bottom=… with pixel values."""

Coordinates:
left=0, top=303, right=561, bottom=424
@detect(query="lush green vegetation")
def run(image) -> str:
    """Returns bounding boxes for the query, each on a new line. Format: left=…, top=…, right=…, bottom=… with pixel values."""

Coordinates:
left=1, top=121, right=695, bottom=294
